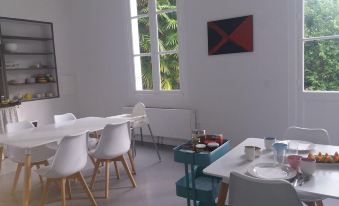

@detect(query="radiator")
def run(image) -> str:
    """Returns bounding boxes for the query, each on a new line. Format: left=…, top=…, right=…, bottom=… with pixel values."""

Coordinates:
left=121, top=107, right=196, bottom=140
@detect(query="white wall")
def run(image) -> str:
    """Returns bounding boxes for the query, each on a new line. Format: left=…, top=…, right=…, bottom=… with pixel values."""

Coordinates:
left=3, top=0, right=338, bottom=147
left=0, top=0, right=79, bottom=124
left=71, top=0, right=290, bottom=147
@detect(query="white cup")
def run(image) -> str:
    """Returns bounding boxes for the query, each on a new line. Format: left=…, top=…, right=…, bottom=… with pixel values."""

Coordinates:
left=300, top=158, right=316, bottom=176
left=244, top=146, right=256, bottom=161
left=264, top=137, right=276, bottom=150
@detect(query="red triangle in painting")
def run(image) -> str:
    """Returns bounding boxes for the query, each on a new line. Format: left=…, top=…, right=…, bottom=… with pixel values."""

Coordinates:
left=230, top=16, right=253, bottom=51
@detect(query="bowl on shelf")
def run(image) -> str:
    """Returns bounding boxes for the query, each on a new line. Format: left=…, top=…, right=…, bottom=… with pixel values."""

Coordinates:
left=5, top=43, right=18, bottom=52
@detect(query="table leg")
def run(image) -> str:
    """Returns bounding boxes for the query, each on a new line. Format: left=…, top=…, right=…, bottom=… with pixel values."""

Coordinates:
left=216, top=182, right=228, bottom=206
left=23, top=153, right=32, bottom=206
left=0, top=145, right=3, bottom=173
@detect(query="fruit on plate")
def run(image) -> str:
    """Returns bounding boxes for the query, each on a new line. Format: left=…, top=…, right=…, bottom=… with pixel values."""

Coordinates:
left=307, top=152, right=339, bottom=163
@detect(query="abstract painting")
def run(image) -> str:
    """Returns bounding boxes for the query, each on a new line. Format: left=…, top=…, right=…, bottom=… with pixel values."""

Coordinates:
left=208, top=15, right=253, bottom=55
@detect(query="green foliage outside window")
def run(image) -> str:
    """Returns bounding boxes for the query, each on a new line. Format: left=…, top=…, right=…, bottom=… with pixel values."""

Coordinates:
left=136, top=0, right=180, bottom=90
left=304, top=0, right=339, bottom=91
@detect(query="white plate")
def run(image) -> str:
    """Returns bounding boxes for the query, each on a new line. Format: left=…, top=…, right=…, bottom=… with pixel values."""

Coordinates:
left=279, top=140, right=315, bottom=153
left=247, top=163, right=297, bottom=180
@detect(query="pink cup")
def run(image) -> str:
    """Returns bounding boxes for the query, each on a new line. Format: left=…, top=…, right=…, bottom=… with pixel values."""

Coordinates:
left=287, top=155, right=302, bottom=169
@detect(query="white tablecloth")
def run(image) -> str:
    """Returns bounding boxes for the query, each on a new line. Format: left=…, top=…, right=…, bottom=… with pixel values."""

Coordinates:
left=0, top=106, right=18, bottom=134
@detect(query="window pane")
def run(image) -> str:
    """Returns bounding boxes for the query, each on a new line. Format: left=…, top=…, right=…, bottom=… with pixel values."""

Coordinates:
left=304, top=0, right=339, bottom=38
left=157, top=12, right=178, bottom=51
left=131, top=17, right=151, bottom=54
left=304, top=39, right=339, bottom=91
left=130, top=0, right=149, bottom=16
left=160, top=53, right=180, bottom=90
left=134, top=56, right=153, bottom=90
left=157, top=0, right=176, bottom=11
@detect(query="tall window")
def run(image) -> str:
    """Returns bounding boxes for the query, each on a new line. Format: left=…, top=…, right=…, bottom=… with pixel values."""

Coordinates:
left=130, top=0, right=181, bottom=91
left=303, top=0, right=339, bottom=91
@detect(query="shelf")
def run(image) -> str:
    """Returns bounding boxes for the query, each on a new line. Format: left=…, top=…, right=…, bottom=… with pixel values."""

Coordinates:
left=0, top=17, right=60, bottom=103
left=21, top=96, right=58, bottom=102
left=6, top=67, right=56, bottom=71
left=8, top=82, right=56, bottom=86
left=4, top=52, right=54, bottom=55
left=2, top=35, right=53, bottom=41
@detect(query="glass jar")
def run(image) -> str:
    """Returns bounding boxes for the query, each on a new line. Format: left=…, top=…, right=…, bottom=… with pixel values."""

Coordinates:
left=192, top=129, right=206, bottom=145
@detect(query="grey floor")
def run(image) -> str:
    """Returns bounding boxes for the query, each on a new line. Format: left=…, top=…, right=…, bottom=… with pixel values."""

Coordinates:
left=0, top=143, right=338, bottom=206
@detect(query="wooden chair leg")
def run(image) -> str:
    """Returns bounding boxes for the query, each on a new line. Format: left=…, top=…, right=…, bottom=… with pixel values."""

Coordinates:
left=60, top=178, right=66, bottom=206
left=114, top=161, right=120, bottom=179
left=40, top=179, right=51, bottom=206
left=36, top=165, right=44, bottom=184
left=76, top=172, right=97, bottom=206
left=90, top=160, right=101, bottom=189
left=217, top=182, right=229, bottom=206
left=66, top=179, right=72, bottom=199
left=23, top=154, right=32, bottom=206
left=89, top=155, right=96, bottom=167
left=127, top=149, right=136, bottom=175
left=105, top=160, right=110, bottom=198
left=11, top=164, right=23, bottom=194
left=0, top=146, right=3, bottom=173
left=120, top=156, right=137, bottom=188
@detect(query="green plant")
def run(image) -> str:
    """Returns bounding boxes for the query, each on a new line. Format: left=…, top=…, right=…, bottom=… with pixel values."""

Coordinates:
left=137, top=0, right=180, bottom=90
left=304, top=0, right=339, bottom=91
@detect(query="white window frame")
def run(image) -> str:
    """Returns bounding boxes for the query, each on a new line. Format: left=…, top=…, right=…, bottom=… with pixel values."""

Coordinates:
left=129, top=0, right=184, bottom=94
left=301, top=0, right=339, bottom=93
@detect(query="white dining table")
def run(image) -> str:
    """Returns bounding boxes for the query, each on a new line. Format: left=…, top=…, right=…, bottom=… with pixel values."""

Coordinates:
left=0, top=115, right=144, bottom=206
left=203, top=138, right=339, bottom=206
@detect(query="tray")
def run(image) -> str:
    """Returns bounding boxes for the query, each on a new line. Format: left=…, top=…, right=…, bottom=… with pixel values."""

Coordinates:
left=174, top=140, right=230, bottom=167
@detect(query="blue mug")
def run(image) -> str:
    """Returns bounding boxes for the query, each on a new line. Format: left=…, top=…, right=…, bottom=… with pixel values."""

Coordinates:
left=272, top=142, right=288, bottom=164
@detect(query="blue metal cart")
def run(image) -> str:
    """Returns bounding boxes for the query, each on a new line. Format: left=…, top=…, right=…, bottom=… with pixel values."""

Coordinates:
left=174, top=140, right=230, bottom=206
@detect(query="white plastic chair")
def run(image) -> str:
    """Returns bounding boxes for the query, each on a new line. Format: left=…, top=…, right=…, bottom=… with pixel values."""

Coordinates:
left=130, top=102, right=161, bottom=161
left=89, top=122, right=137, bottom=198
left=229, top=172, right=303, bottom=206
left=54, top=113, right=98, bottom=162
left=283, top=126, right=330, bottom=145
left=284, top=126, right=330, bottom=206
left=36, top=131, right=97, bottom=206
left=6, top=121, right=55, bottom=194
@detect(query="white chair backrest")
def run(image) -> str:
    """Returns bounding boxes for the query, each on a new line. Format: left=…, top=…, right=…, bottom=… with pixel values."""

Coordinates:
left=47, top=131, right=88, bottom=178
left=131, top=102, right=149, bottom=127
left=132, top=102, right=146, bottom=117
left=283, top=126, right=330, bottom=145
left=6, top=121, right=35, bottom=160
left=6, top=121, right=34, bottom=133
left=54, top=113, right=76, bottom=124
left=94, top=122, right=130, bottom=159
left=229, top=172, right=303, bottom=206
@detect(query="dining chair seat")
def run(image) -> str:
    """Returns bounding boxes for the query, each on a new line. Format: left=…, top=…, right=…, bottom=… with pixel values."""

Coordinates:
left=6, top=121, right=56, bottom=195
left=229, top=172, right=303, bottom=206
left=36, top=131, right=97, bottom=206
left=54, top=113, right=99, bottom=165
left=90, top=122, right=137, bottom=199
left=7, top=145, right=55, bottom=164
left=284, top=126, right=330, bottom=206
